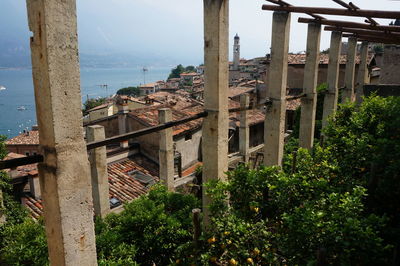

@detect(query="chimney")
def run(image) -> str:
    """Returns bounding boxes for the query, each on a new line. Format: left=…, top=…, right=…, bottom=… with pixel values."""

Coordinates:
left=29, top=174, right=41, bottom=199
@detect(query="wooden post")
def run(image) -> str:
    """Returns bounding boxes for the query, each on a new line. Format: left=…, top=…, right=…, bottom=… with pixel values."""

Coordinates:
left=322, top=31, right=342, bottom=130
left=355, top=41, right=370, bottom=104
left=26, top=0, right=98, bottom=264
left=87, top=125, right=110, bottom=218
left=192, top=208, right=201, bottom=249
left=342, top=37, right=358, bottom=103
left=264, top=11, right=291, bottom=166
left=299, top=22, right=321, bottom=149
left=202, top=0, right=229, bottom=226
left=239, top=94, right=250, bottom=162
left=159, top=108, right=175, bottom=191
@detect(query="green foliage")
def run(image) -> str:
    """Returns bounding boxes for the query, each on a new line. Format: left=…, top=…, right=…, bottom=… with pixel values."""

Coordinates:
left=324, top=95, right=400, bottom=244
left=168, top=64, right=197, bottom=79
left=0, top=219, right=48, bottom=266
left=116, top=87, right=140, bottom=97
left=83, top=97, right=107, bottom=113
left=96, top=185, right=199, bottom=265
left=292, top=83, right=327, bottom=139
left=199, top=158, right=389, bottom=265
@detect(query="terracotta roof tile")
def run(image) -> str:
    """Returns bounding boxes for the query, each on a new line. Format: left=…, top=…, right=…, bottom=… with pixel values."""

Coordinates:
left=21, top=155, right=159, bottom=219
left=5, top=130, right=39, bottom=145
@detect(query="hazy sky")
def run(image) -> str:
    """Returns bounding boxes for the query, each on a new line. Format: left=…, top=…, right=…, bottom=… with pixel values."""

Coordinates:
left=1, top=0, right=399, bottom=66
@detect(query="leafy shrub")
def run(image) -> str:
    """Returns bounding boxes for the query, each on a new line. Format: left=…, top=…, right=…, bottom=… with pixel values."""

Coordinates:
left=96, top=185, right=199, bottom=265
left=0, top=219, right=48, bottom=266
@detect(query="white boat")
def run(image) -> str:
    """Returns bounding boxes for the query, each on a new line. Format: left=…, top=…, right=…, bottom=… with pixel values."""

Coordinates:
left=17, top=106, right=26, bottom=111
left=0, top=86, right=6, bottom=91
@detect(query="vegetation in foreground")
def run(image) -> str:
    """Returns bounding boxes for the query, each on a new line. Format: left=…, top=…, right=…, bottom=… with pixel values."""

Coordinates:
left=0, top=95, right=399, bottom=265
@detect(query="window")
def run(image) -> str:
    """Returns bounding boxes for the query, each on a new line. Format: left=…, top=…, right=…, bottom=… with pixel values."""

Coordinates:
left=25, top=152, right=30, bottom=156
left=127, top=170, right=155, bottom=187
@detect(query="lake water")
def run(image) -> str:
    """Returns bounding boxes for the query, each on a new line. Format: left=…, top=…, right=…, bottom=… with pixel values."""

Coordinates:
left=0, top=67, right=171, bottom=138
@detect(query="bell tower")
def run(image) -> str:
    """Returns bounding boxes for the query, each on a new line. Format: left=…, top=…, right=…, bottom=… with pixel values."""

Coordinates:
left=233, top=33, right=240, bottom=71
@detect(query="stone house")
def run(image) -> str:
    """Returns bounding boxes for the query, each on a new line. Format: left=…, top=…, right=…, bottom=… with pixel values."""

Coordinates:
left=5, top=126, right=40, bottom=156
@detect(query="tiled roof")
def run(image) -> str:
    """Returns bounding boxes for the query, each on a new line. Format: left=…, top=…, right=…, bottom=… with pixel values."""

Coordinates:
left=286, top=98, right=301, bottom=111
left=87, top=103, right=112, bottom=113
left=4, top=153, right=39, bottom=177
left=128, top=103, right=204, bottom=136
left=229, top=87, right=255, bottom=98
left=139, top=82, right=158, bottom=88
left=180, top=72, right=198, bottom=76
left=108, top=156, right=158, bottom=203
left=5, top=130, right=39, bottom=145
left=229, top=109, right=265, bottom=127
left=21, top=155, right=159, bottom=220
left=287, top=53, right=373, bottom=65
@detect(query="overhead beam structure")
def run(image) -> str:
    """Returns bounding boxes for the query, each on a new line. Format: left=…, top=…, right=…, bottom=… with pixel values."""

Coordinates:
left=342, top=33, right=400, bottom=45
left=262, top=5, right=400, bottom=19
left=298, top=18, right=400, bottom=33
left=324, top=26, right=400, bottom=39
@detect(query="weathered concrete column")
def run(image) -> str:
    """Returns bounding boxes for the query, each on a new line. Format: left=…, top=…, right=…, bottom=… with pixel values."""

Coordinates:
left=27, top=0, right=98, bottom=265
left=87, top=125, right=110, bottom=218
left=355, top=41, right=370, bottom=104
left=264, top=11, right=291, bottom=166
left=118, top=103, right=129, bottom=148
left=158, top=108, right=174, bottom=191
left=342, top=37, right=358, bottom=103
left=299, top=22, right=321, bottom=150
left=0, top=189, right=5, bottom=225
left=322, top=31, right=342, bottom=130
left=239, top=94, right=250, bottom=162
left=202, top=0, right=229, bottom=224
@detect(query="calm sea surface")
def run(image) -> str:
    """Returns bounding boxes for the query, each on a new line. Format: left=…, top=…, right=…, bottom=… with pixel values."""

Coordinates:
left=0, top=67, right=170, bottom=138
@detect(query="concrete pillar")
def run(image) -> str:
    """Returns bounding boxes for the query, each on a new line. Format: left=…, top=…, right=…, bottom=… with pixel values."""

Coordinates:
left=322, top=31, right=342, bottom=130
left=299, top=22, right=321, bottom=150
left=342, top=37, right=358, bottom=103
left=202, top=0, right=229, bottom=224
left=87, top=125, right=110, bottom=218
left=158, top=108, right=174, bottom=191
left=239, top=94, right=250, bottom=162
left=0, top=189, right=5, bottom=225
left=118, top=103, right=129, bottom=148
left=26, top=0, right=98, bottom=265
left=355, top=41, right=370, bottom=104
left=264, top=11, right=291, bottom=166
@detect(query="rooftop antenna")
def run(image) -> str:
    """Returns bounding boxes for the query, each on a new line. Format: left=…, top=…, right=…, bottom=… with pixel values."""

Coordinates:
left=142, top=67, right=148, bottom=85
left=97, top=84, right=109, bottom=98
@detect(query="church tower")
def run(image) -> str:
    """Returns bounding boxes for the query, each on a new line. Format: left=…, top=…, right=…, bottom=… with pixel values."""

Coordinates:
left=233, top=33, right=240, bottom=71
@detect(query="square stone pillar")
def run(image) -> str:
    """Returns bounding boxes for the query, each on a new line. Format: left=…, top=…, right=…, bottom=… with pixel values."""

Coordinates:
left=26, top=0, right=98, bottom=265
left=299, top=22, right=321, bottom=150
left=118, top=104, right=129, bottom=148
left=202, top=0, right=229, bottom=224
left=264, top=11, right=291, bottom=166
left=342, top=37, right=358, bottom=103
left=158, top=108, right=174, bottom=191
left=239, top=94, right=250, bottom=162
left=87, top=125, right=110, bottom=218
left=322, top=31, right=342, bottom=130
left=0, top=189, right=5, bottom=225
left=355, top=41, right=370, bottom=104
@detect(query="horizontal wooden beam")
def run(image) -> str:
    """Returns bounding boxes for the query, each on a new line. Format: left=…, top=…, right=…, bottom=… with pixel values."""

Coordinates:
left=265, top=0, right=325, bottom=20
left=298, top=18, right=400, bottom=33
left=262, top=5, right=400, bottom=19
left=324, top=26, right=400, bottom=39
left=343, top=33, right=400, bottom=45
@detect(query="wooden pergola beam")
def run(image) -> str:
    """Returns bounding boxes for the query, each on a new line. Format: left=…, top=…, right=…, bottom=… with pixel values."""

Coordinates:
left=265, top=0, right=325, bottom=20
left=324, top=26, right=400, bottom=40
left=331, top=0, right=378, bottom=25
left=262, top=5, right=400, bottom=19
left=342, top=33, right=400, bottom=45
left=298, top=18, right=400, bottom=33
